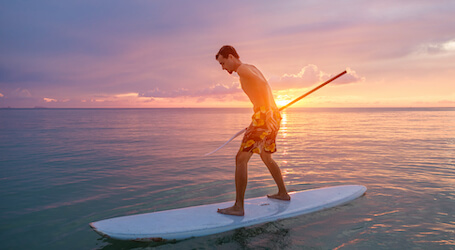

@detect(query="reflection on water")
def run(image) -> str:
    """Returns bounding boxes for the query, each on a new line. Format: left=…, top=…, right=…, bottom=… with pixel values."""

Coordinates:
left=0, top=108, right=454, bottom=249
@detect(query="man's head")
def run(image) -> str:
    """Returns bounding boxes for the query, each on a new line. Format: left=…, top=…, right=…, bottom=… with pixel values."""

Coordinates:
left=216, top=45, right=241, bottom=74
left=216, top=45, right=239, bottom=60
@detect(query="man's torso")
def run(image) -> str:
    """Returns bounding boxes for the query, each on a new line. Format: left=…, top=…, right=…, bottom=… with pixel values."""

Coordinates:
left=237, top=64, right=278, bottom=111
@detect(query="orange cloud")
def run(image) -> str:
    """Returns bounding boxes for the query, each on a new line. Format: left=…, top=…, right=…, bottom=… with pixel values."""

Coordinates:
left=43, top=97, right=57, bottom=102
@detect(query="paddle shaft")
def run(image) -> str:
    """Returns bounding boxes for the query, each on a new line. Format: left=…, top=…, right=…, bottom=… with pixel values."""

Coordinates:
left=204, top=70, right=347, bottom=156
left=278, top=70, right=347, bottom=111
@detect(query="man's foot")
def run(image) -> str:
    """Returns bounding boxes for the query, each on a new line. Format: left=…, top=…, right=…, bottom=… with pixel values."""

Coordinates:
left=217, top=205, right=244, bottom=216
left=267, top=193, right=291, bottom=201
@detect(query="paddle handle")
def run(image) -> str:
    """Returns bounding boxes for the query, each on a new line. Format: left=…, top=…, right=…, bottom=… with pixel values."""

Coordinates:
left=278, top=70, right=347, bottom=111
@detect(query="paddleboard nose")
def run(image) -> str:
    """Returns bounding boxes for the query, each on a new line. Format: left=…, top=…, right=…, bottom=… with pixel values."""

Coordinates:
left=90, top=222, right=108, bottom=238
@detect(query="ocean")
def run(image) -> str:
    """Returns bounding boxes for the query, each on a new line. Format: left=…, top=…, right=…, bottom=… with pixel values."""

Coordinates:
left=0, top=107, right=454, bottom=249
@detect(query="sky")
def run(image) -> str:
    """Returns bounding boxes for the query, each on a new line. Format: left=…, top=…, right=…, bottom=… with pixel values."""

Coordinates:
left=1, top=0, right=454, bottom=108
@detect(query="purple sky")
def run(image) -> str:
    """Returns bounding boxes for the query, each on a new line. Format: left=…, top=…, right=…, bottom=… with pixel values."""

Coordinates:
left=1, top=0, right=454, bottom=108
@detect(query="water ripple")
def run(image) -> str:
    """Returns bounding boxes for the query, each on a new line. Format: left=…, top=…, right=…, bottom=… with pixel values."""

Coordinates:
left=0, top=108, right=454, bottom=249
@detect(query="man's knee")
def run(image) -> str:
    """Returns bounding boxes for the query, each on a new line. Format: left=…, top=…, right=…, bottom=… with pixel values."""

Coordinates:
left=260, top=151, right=273, bottom=162
left=236, top=151, right=252, bottom=165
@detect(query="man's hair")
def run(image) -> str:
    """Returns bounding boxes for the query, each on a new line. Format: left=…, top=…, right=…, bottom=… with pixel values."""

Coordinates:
left=216, top=45, right=239, bottom=60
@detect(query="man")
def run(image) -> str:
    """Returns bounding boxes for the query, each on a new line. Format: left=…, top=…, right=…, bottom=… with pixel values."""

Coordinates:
left=215, top=45, right=290, bottom=216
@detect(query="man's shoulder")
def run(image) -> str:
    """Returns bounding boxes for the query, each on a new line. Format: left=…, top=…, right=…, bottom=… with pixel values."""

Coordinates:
left=237, top=64, right=257, bottom=78
left=236, top=63, right=250, bottom=72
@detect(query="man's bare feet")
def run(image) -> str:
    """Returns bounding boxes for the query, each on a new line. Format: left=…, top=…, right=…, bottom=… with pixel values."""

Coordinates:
left=217, top=205, right=244, bottom=216
left=267, top=193, right=291, bottom=201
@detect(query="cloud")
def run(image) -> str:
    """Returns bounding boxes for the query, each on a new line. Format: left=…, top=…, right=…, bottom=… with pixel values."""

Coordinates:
left=11, top=88, right=32, bottom=98
left=416, top=39, right=455, bottom=55
left=269, top=65, right=364, bottom=90
left=114, top=93, right=141, bottom=98
left=194, top=84, right=246, bottom=103
left=269, top=65, right=321, bottom=89
left=138, top=88, right=190, bottom=98
left=137, top=65, right=364, bottom=105
left=332, top=68, right=365, bottom=85
left=139, top=83, right=242, bottom=99
left=0, top=92, right=4, bottom=98
left=195, top=83, right=242, bottom=96
left=43, top=97, right=57, bottom=103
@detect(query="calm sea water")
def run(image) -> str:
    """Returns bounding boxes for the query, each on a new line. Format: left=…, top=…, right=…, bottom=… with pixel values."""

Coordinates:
left=0, top=108, right=454, bottom=249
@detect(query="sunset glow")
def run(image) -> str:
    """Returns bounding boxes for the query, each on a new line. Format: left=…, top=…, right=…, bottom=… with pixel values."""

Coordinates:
left=275, top=95, right=293, bottom=108
left=0, top=1, right=454, bottom=108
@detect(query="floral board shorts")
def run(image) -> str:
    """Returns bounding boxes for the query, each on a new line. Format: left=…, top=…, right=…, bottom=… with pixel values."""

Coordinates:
left=240, top=106, right=282, bottom=154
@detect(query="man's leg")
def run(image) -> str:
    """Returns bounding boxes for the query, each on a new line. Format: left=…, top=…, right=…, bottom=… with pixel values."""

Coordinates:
left=260, top=151, right=290, bottom=200
left=217, top=151, right=253, bottom=216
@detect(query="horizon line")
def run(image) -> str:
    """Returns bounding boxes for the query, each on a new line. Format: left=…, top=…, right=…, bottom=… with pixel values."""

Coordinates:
left=1, top=106, right=454, bottom=110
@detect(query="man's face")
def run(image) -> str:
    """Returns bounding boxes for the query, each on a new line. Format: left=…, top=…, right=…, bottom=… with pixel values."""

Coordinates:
left=217, top=54, right=234, bottom=74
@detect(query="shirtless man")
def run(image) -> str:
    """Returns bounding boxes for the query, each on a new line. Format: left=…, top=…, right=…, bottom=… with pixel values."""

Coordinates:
left=215, top=45, right=290, bottom=216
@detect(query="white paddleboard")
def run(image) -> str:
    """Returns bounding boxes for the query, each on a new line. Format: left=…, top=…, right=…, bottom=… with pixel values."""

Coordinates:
left=90, top=185, right=366, bottom=242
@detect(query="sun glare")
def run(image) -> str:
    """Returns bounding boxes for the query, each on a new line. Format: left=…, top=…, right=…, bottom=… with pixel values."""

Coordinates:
left=275, top=95, right=293, bottom=107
